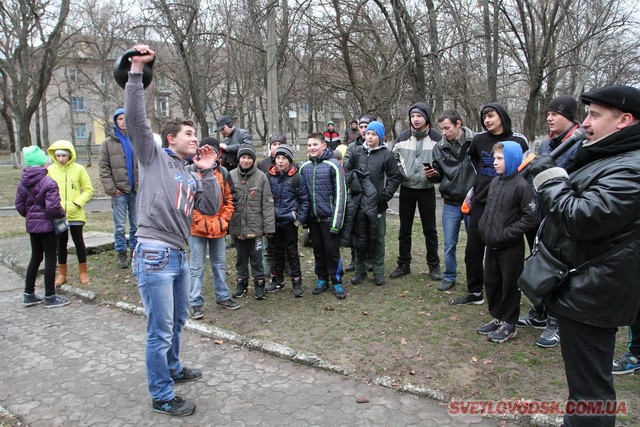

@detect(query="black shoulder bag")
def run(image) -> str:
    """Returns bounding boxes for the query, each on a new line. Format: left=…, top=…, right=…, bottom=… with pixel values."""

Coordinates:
left=518, top=218, right=637, bottom=306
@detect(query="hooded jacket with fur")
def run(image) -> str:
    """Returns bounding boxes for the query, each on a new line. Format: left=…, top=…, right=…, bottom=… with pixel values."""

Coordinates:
left=47, top=140, right=94, bottom=223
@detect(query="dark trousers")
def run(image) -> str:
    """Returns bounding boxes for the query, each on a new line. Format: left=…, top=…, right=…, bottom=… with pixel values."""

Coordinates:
left=397, top=186, right=439, bottom=266
left=557, top=313, right=617, bottom=427
left=625, top=311, right=640, bottom=356
left=484, top=242, right=523, bottom=325
left=57, top=224, right=87, bottom=264
left=308, top=220, right=343, bottom=284
left=464, top=203, right=485, bottom=294
left=234, top=237, right=264, bottom=281
left=26, top=232, right=58, bottom=297
left=267, top=223, right=301, bottom=279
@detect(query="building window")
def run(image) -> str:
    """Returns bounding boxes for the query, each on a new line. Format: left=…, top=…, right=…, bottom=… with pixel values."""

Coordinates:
left=74, top=123, right=88, bottom=139
left=155, top=72, right=166, bottom=87
left=207, top=122, right=215, bottom=135
left=301, top=121, right=308, bottom=133
left=300, top=101, right=309, bottom=113
left=70, top=68, right=84, bottom=83
left=71, top=96, right=86, bottom=113
left=156, top=96, right=169, bottom=117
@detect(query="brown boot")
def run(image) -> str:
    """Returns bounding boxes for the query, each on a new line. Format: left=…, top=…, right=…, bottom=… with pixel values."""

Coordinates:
left=55, top=264, right=67, bottom=287
left=79, top=263, right=90, bottom=285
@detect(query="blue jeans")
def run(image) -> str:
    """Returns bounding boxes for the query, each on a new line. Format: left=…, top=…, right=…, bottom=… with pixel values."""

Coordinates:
left=112, top=192, right=137, bottom=253
left=442, top=203, right=470, bottom=283
left=133, top=243, right=189, bottom=402
left=189, top=235, right=230, bottom=306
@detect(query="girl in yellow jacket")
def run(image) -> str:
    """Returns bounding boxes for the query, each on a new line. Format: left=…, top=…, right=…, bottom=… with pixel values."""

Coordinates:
left=47, top=140, right=94, bottom=285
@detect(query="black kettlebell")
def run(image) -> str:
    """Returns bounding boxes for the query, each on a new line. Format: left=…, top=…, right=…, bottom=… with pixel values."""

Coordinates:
left=113, top=49, right=155, bottom=89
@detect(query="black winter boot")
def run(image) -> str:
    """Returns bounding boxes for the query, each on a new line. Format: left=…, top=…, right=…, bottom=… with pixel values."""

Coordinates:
left=254, top=278, right=266, bottom=300
left=232, top=278, right=248, bottom=298
left=292, top=277, right=304, bottom=298
left=389, top=263, right=410, bottom=279
left=266, top=275, right=285, bottom=292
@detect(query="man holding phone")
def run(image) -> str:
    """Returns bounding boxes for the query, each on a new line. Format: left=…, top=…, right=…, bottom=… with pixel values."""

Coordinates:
left=391, top=102, right=443, bottom=281
left=426, top=110, right=475, bottom=291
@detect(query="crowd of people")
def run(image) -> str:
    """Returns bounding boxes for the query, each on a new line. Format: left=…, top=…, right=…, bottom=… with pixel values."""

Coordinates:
left=15, top=43, right=640, bottom=425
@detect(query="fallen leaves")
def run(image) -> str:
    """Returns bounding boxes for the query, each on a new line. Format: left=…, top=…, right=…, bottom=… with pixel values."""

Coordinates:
left=355, top=396, right=369, bottom=404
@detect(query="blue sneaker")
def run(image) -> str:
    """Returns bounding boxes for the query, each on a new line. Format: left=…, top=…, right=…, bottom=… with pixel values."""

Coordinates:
left=332, top=283, right=346, bottom=299
left=23, top=292, right=44, bottom=307
left=44, top=294, right=70, bottom=308
left=612, top=353, right=640, bottom=375
left=536, top=320, right=560, bottom=348
left=312, top=279, right=329, bottom=295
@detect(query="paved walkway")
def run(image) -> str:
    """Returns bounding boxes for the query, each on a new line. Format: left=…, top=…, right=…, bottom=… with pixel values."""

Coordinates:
left=0, top=263, right=502, bottom=426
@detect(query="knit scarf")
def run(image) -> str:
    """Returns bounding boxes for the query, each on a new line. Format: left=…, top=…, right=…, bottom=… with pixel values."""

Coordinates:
left=115, top=127, right=135, bottom=190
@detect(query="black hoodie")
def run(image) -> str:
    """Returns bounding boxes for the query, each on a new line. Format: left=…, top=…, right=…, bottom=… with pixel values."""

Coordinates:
left=468, top=102, right=529, bottom=205
left=394, top=102, right=443, bottom=143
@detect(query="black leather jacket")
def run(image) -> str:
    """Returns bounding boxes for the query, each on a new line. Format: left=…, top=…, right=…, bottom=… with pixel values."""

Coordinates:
left=429, top=126, right=475, bottom=205
left=537, top=123, right=640, bottom=327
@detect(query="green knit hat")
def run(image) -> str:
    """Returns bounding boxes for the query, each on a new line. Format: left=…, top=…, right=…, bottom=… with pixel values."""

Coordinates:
left=23, top=146, right=49, bottom=167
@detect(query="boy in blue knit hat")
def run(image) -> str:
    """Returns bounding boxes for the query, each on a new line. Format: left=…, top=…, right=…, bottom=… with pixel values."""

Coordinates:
left=343, top=121, right=400, bottom=286
left=476, top=141, right=537, bottom=343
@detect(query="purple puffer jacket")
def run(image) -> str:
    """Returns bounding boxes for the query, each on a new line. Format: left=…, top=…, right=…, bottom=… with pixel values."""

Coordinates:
left=15, top=167, right=66, bottom=234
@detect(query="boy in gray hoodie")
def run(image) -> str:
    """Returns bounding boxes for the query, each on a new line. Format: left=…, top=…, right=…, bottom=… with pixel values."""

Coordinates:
left=124, top=45, right=221, bottom=417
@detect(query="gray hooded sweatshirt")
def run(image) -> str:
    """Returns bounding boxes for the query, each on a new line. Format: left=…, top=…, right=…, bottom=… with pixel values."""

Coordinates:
left=124, top=73, right=221, bottom=249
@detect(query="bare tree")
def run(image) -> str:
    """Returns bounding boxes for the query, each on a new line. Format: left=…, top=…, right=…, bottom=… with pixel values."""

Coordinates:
left=145, top=0, right=226, bottom=138
left=0, top=0, right=71, bottom=165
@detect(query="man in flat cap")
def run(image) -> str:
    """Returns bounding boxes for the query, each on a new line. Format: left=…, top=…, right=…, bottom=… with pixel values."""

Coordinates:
left=526, top=85, right=640, bottom=427
left=216, top=115, right=252, bottom=171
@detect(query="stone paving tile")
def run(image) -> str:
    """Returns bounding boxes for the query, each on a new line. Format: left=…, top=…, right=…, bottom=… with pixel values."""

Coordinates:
left=0, top=264, right=507, bottom=426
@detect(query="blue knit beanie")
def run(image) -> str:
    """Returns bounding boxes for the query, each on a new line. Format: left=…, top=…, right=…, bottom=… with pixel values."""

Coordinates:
left=366, top=121, right=385, bottom=142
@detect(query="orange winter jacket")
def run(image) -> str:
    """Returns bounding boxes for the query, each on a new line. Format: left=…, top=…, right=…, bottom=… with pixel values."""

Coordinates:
left=190, top=165, right=235, bottom=239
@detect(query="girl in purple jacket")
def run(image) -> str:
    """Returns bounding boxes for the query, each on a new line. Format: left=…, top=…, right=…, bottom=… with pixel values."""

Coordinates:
left=15, top=146, right=70, bottom=308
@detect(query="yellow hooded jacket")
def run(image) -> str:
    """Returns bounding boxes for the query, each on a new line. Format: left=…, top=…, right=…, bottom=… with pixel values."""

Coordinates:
left=47, top=140, right=94, bottom=222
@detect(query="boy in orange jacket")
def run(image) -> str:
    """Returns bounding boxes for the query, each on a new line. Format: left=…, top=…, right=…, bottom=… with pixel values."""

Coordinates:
left=188, top=138, right=239, bottom=318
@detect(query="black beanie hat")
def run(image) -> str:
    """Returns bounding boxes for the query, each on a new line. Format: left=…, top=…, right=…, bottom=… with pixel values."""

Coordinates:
left=268, top=133, right=287, bottom=146
left=274, top=145, right=294, bottom=163
left=547, top=95, right=577, bottom=122
left=358, top=114, right=376, bottom=125
left=200, top=137, right=220, bottom=154
left=237, top=144, right=256, bottom=161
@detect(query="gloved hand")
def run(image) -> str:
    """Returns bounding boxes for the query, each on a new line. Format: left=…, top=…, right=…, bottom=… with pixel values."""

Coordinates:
left=528, top=154, right=558, bottom=177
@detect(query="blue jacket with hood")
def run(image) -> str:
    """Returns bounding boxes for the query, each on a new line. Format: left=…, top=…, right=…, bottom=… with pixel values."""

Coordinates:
left=478, top=141, right=537, bottom=249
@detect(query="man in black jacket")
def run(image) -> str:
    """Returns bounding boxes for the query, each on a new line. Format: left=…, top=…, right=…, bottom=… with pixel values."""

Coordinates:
left=528, top=85, right=640, bottom=427
left=217, top=116, right=252, bottom=171
left=426, top=110, right=475, bottom=291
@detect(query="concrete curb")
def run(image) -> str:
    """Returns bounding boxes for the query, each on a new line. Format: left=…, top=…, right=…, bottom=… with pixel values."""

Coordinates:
left=2, top=253, right=560, bottom=426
